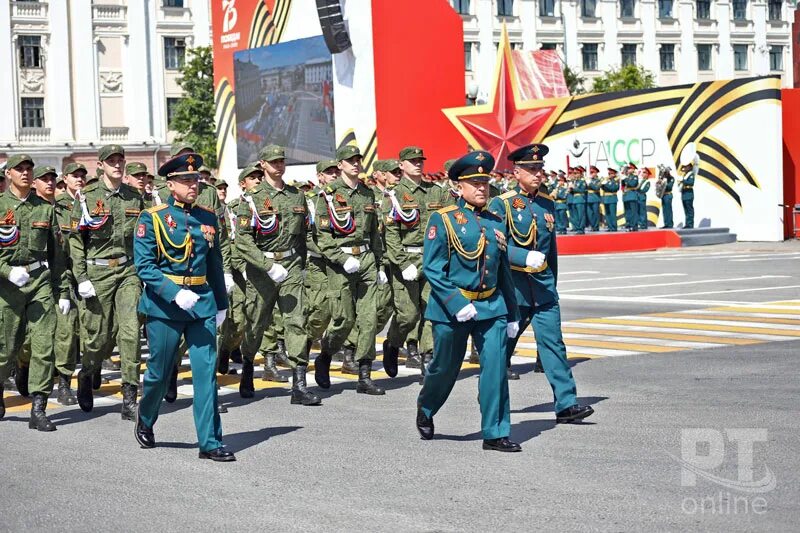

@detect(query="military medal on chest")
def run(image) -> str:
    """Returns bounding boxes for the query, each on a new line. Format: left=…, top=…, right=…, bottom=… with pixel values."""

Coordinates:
left=544, top=212, right=555, bottom=232
left=76, top=191, right=110, bottom=230
left=201, top=224, right=216, bottom=248
left=164, top=213, right=177, bottom=233
left=241, top=193, right=279, bottom=235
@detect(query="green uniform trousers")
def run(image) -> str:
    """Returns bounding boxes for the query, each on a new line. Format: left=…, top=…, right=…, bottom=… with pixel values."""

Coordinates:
left=220, top=271, right=247, bottom=355
left=139, top=315, right=222, bottom=453
left=259, top=311, right=284, bottom=355
left=242, top=257, right=307, bottom=367
left=0, top=270, right=56, bottom=395
left=418, top=318, right=510, bottom=440
left=345, top=271, right=392, bottom=356
left=682, top=196, right=694, bottom=228
left=506, top=302, right=577, bottom=412
left=325, top=252, right=379, bottom=362
left=662, top=194, right=674, bottom=228
left=386, top=271, right=433, bottom=353
left=55, top=298, right=79, bottom=376
left=603, top=202, right=618, bottom=231
left=623, top=199, right=639, bottom=230
left=587, top=202, right=600, bottom=231
left=555, top=207, right=568, bottom=233
left=304, top=256, right=331, bottom=343
left=638, top=196, right=648, bottom=229
left=79, top=264, right=141, bottom=385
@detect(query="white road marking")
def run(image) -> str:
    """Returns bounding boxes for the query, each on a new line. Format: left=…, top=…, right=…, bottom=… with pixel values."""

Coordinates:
left=609, top=315, right=800, bottom=331
left=561, top=321, right=796, bottom=341
left=678, top=309, right=800, bottom=320
left=558, top=270, right=601, bottom=275
left=558, top=273, right=688, bottom=284
left=558, top=275, right=791, bottom=293
left=561, top=332, right=724, bottom=349
left=653, top=285, right=800, bottom=298
left=559, top=294, right=755, bottom=306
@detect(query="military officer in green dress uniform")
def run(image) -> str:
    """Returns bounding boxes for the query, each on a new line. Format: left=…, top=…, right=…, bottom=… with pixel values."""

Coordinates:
left=133, top=152, right=234, bottom=461
left=313, top=144, right=386, bottom=396
left=70, top=145, right=144, bottom=420
left=621, top=163, right=639, bottom=232
left=416, top=150, right=521, bottom=452
left=488, top=144, right=595, bottom=425
left=659, top=168, right=675, bottom=228
left=601, top=168, right=620, bottom=232
left=637, top=167, right=651, bottom=230
left=554, top=175, right=569, bottom=234
left=0, top=155, right=68, bottom=430
left=235, top=144, right=320, bottom=406
left=586, top=166, right=601, bottom=232
left=680, top=162, right=695, bottom=228
left=570, top=167, right=587, bottom=234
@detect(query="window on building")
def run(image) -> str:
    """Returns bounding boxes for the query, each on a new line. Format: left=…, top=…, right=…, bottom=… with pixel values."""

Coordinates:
left=769, top=45, right=783, bottom=71
left=659, top=44, right=675, bottom=71
left=19, top=35, right=43, bottom=69
left=620, top=0, right=635, bottom=18
left=732, top=0, right=747, bottom=20
left=166, top=97, right=182, bottom=128
left=540, top=0, right=556, bottom=16
left=658, top=0, right=673, bottom=18
left=498, top=0, right=513, bottom=16
left=768, top=0, right=782, bottom=21
left=541, top=42, right=558, bottom=50
left=164, top=37, right=186, bottom=70
left=581, top=0, right=597, bottom=17
left=21, top=97, right=44, bottom=128
left=696, top=0, right=711, bottom=19
left=163, top=0, right=184, bottom=6
left=621, top=44, right=637, bottom=66
left=697, top=44, right=712, bottom=71
left=464, top=42, right=473, bottom=71
left=733, top=44, right=748, bottom=70
left=453, top=0, right=470, bottom=14
left=582, top=43, right=598, bottom=71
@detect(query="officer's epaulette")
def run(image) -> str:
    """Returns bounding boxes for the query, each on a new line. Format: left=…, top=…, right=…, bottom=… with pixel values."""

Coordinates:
left=499, top=190, right=517, bottom=200
left=325, top=185, right=335, bottom=194
left=437, top=205, right=458, bottom=215
left=81, top=181, right=99, bottom=193
left=146, top=204, right=169, bottom=214
left=537, top=191, right=554, bottom=201
left=305, top=190, right=316, bottom=199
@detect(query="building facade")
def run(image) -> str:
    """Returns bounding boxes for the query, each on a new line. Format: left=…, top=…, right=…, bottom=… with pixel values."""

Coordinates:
left=454, top=0, right=795, bottom=97
left=0, top=0, right=212, bottom=172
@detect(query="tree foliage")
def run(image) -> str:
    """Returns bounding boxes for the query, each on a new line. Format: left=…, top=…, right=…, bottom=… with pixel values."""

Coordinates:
left=563, top=65, right=586, bottom=95
left=170, top=46, right=217, bottom=168
left=590, top=64, right=656, bottom=93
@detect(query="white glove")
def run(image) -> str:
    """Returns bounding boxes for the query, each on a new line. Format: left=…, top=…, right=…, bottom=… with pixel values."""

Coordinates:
left=58, top=299, right=72, bottom=315
left=525, top=251, right=546, bottom=269
left=455, top=303, right=478, bottom=322
left=215, top=309, right=227, bottom=327
left=224, top=273, right=235, bottom=294
left=267, top=263, right=289, bottom=283
left=401, top=264, right=418, bottom=281
left=506, top=321, right=520, bottom=339
left=377, top=270, right=388, bottom=285
left=78, top=280, right=96, bottom=299
left=8, top=267, right=30, bottom=287
left=174, top=289, right=200, bottom=311
left=343, top=256, right=360, bottom=274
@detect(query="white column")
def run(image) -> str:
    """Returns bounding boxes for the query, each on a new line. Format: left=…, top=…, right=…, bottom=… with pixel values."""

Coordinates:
left=70, top=0, right=99, bottom=142
left=600, top=0, right=618, bottom=69
left=192, top=0, right=211, bottom=47
left=752, top=0, right=769, bottom=75
left=640, top=0, right=659, bottom=75
left=716, top=1, right=734, bottom=77
left=148, top=1, right=167, bottom=141
left=125, top=3, right=153, bottom=141
left=46, top=0, right=72, bottom=141
left=562, top=0, right=580, bottom=70
left=678, top=0, right=697, bottom=82
left=0, top=2, right=16, bottom=141
left=519, top=0, right=537, bottom=50
left=475, top=0, right=495, bottom=102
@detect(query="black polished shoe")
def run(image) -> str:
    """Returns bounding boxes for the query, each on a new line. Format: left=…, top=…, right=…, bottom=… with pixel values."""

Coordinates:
left=261, top=353, right=289, bottom=382
left=556, top=404, right=595, bottom=424
left=468, top=348, right=480, bottom=365
left=341, top=346, right=359, bottom=375
left=92, top=367, right=102, bottom=390
left=14, top=365, right=29, bottom=397
left=28, top=393, right=56, bottom=432
left=230, top=347, right=243, bottom=365
left=416, top=406, right=434, bottom=440
left=314, top=351, right=332, bottom=389
left=356, top=361, right=385, bottom=395
left=533, top=358, right=545, bottom=373
left=405, top=342, right=421, bottom=369
left=217, top=403, right=228, bottom=414
left=218, top=350, right=230, bottom=375
left=57, top=374, right=77, bottom=406
left=135, top=409, right=155, bottom=449
left=239, top=360, right=254, bottom=398
left=382, top=340, right=399, bottom=378
left=482, top=437, right=521, bottom=452
left=77, top=369, right=94, bottom=412
left=164, top=364, right=179, bottom=403
left=419, top=352, right=432, bottom=385
left=199, top=447, right=236, bottom=462
left=290, top=365, right=322, bottom=406
left=121, top=383, right=137, bottom=421
left=507, top=367, right=520, bottom=380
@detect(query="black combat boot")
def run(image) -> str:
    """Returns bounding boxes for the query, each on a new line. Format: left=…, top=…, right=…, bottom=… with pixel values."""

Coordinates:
left=164, top=364, right=179, bottom=403
left=331, top=349, right=344, bottom=362
left=77, top=369, right=94, bottom=412
left=29, top=393, right=56, bottom=432
left=405, top=341, right=421, bottom=369
left=14, top=364, right=29, bottom=397
left=92, top=367, right=102, bottom=390
left=56, top=374, right=77, bottom=406
left=0, top=384, right=5, bottom=419
left=356, top=361, right=385, bottom=395
left=314, top=351, right=332, bottom=389
left=218, top=349, right=230, bottom=375
left=419, top=352, right=433, bottom=384
left=121, top=383, right=137, bottom=421
left=341, top=345, right=358, bottom=375
left=507, top=366, right=520, bottom=380
left=230, top=347, right=243, bottom=364
left=533, top=357, right=545, bottom=373
left=291, top=365, right=322, bottom=406
left=382, top=340, right=399, bottom=378
left=262, top=353, right=288, bottom=382
left=275, top=339, right=290, bottom=367
left=239, top=360, right=254, bottom=398
left=468, top=348, right=480, bottom=364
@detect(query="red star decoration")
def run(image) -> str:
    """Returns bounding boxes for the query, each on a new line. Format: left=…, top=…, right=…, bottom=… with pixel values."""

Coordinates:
left=443, top=28, right=570, bottom=167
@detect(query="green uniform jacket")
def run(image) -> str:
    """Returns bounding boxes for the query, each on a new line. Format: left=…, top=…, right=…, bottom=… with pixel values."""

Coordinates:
left=601, top=178, right=620, bottom=203
left=68, top=180, right=144, bottom=284
left=314, top=177, right=383, bottom=268
left=662, top=176, right=675, bottom=199
left=54, top=194, right=77, bottom=289
left=587, top=177, right=601, bottom=203
left=622, top=175, right=639, bottom=202
left=570, top=178, right=587, bottom=204
left=0, top=190, right=68, bottom=296
left=555, top=186, right=569, bottom=210
left=680, top=169, right=696, bottom=200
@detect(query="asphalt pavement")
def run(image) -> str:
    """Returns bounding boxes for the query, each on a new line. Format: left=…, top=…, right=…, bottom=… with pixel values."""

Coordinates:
left=1, top=242, right=799, bottom=532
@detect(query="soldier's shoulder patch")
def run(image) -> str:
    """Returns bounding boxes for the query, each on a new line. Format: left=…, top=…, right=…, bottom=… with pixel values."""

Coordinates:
left=499, top=190, right=517, bottom=200
left=137, top=223, right=146, bottom=238
left=238, top=215, right=249, bottom=227
left=146, top=204, right=169, bottom=214
left=436, top=205, right=458, bottom=215
left=318, top=216, right=330, bottom=230
left=427, top=225, right=437, bottom=240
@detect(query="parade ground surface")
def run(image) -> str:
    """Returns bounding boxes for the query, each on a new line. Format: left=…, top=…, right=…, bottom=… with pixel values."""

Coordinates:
left=2, top=241, right=800, bottom=532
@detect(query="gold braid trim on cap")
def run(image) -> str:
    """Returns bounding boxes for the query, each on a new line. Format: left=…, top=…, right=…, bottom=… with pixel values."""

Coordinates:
left=152, top=213, right=193, bottom=264
left=441, top=211, right=486, bottom=261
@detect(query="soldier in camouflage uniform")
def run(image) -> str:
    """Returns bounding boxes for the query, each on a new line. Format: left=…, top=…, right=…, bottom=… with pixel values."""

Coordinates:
left=0, top=155, right=69, bottom=430
left=235, top=145, right=320, bottom=406
left=313, top=144, right=387, bottom=395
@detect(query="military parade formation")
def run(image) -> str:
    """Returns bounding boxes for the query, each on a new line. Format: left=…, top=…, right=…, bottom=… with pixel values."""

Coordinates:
left=0, top=140, right=700, bottom=460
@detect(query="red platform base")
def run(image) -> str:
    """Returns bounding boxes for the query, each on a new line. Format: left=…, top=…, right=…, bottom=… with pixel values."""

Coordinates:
left=556, top=229, right=682, bottom=255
